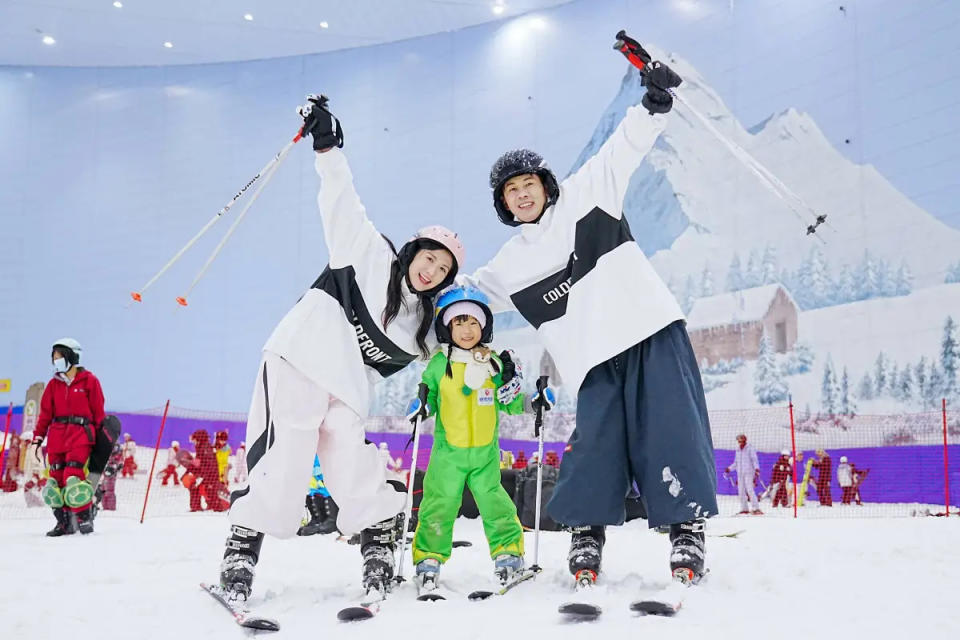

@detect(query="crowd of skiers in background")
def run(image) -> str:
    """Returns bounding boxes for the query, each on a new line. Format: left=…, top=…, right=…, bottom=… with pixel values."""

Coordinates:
left=723, top=433, right=870, bottom=514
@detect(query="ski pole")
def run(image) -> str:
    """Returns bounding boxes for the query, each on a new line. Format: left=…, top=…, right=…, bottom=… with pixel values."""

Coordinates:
left=130, top=129, right=305, bottom=304
left=175, top=142, right=292, bottom=306
left=531, top=374, right=549, bottom=574
left=613, top=30, right=829, bottom=239
left=394, top=382, right=430, bottom=583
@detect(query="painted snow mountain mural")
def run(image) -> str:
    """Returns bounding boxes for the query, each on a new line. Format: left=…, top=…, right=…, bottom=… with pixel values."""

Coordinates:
left=572, top=47, right=960, bottom=301
left=374, top=46, right=960, bottom=427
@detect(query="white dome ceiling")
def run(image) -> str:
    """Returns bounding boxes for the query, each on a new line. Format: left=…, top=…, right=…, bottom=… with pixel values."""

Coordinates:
left=0, top=0, right=573, bottom=67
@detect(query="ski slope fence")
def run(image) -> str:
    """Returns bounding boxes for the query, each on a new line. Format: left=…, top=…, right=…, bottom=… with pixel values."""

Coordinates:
left=1, top=400, right=957, bottom=522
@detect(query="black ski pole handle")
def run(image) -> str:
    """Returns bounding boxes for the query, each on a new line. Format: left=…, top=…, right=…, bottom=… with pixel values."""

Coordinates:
left=534, top=375, right=549, bottom=438
left=417, top=382, right=429, bottom=406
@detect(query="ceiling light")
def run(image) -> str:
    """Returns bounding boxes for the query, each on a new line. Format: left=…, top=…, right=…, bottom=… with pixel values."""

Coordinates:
left=42, top=35, right=56, bottom=45
left=244, top=13, right=253, bottom=21
left=319, top=21, right=329, bottom=29
left=492, top=4, right=506, bottom=15
left=113, top=1, right=123, bottom=8
left=163, top=41, right=173, bottom=48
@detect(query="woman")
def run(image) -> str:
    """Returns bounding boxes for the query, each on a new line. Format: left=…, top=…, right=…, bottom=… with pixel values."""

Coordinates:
left=31, top=338, right=105, bottom=536
left=218, top=95, right=465, bottom=602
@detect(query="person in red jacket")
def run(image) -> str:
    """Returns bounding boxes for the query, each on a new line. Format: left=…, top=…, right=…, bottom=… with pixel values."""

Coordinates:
left=31, top=338, right=105, bottom=536
left=811, top=449, right=833, bottom=507
left=188, top=430, right=228, bottom=512
left=769, top=450, right=792, bottom=508
left=512, top=451, right=528, bottom=470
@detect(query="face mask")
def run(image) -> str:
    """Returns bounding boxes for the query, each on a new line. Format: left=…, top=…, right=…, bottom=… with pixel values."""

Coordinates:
left=53, top=358, right=69, bottom=374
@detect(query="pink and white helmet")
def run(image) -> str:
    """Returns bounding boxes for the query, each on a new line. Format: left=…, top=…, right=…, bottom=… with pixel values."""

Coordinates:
left=411, top=225, right=465, bottom=271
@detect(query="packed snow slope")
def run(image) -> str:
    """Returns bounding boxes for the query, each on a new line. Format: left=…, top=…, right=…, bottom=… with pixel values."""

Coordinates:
left=3, top=507, right=956, bottom=639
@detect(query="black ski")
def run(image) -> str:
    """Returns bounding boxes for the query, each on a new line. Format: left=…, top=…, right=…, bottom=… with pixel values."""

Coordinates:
left=337, top=588, right=386, bottom=622
left=558, top=601, right=602, bottom=620
left=200, top=583, right=280, bottom=631
left=629, top=569, right=707, bottom=617
left=558, top=570, right=601, bottom=620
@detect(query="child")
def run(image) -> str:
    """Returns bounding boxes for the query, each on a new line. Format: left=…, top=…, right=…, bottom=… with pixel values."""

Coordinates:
left=406, top=285, right=554, bottom=592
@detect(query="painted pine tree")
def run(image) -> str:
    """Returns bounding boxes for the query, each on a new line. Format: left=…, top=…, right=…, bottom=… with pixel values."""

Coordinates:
left=753, top=334, right=788, bottom=405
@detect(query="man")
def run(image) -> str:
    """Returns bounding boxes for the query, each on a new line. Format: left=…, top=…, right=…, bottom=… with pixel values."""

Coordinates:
left=464, top=43, right=715, bottom=586
left=121, top=433, right=137, bottom=478
left=726, top=435, right=762, bottom=515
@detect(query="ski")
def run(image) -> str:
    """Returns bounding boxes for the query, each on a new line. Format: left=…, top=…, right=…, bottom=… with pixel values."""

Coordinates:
left=558, top=601, right=602, bottom=621
left=200, top=582, right=280, bottom=631
left=467, top=567, right=539, bottom=601
left=416, top=574, right=447, bottom=601
left=629, top=569, right=707, bottom=617
left=558, top=570, right=601, bottom=621
left=337, top=586, right=387, bottom=622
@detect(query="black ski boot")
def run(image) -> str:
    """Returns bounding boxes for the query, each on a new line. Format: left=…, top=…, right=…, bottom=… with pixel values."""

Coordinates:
left=567, top=525, right=605, bottom=586
left=317, top=497, right=339, bottom=535
left=220, top=525, right=264, bottom=600
left=75, top=506, right=95, bottom=535
left=46, top=507, right=76, bottom=537
left=668, top=518, right=706, bottom=583
left=297, top=494, right=327, bottom=536
left=360, top=514, right=400, bottom=594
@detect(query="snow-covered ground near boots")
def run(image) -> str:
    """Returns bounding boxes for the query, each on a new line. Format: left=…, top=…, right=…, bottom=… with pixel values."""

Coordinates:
left=2, top=497, right=957, bottom=640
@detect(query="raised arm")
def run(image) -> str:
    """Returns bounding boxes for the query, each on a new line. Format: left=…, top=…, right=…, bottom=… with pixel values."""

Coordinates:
left=314, top=148, right=382, bottom=267
left=298, top=94, right=384, bottom=267
left=558, top=106, right=667, bottom=222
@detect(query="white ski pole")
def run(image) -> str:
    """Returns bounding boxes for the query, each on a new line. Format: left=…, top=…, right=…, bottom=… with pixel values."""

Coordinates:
left=394, top=382, right=430, bottom=583
left=531, top=374, right=550, bottom=573
left=130, top=131, right=304, bottom=304
left=175, top=141, right=292, bottom=306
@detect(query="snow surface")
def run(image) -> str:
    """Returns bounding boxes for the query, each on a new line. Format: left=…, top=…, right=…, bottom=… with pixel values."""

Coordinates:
left=2, top=503, right=957, bottom=639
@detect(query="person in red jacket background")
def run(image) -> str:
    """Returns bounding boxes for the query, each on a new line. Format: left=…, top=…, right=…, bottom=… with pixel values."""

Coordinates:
left=769, top=450, right=792, bottom=508
left=188, top=430, right=228, bottom=512
left=31, top=338, right=105, bottom=536
left=512, top=450, right=528, bottom=470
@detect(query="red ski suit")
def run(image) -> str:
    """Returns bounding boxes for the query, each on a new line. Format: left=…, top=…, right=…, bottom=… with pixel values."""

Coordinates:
left=34, top=370, right=105, bottom=510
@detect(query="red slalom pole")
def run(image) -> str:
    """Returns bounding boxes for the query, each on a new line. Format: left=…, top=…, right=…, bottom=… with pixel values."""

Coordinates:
left=943, top=398, right=950, bottom=517
left=140, top=400, right=171, bottom=524
left=0, top=403, right=13, bottom=482
left=789, top=398, right=798, bottom=519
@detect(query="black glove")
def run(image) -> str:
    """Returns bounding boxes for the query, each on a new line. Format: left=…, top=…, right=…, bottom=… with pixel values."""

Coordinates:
left=31, top=436, right=44, bottom=463
left=641, top=61, right=682, bottom=115
left=498, top=349, right=517, bottom=383
left=298, top=94, right=344, bottom=151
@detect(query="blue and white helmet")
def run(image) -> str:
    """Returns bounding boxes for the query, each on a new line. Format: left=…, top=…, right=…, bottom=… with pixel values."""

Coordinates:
left=434, top=285, right=494, bottom=344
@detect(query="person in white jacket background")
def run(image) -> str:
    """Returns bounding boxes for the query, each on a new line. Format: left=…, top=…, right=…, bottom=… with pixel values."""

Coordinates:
left=462, top=49, right=716, bottom=586
left=726, top=434, right=762, bottom=515
left=217, top=95, right=466, bottom=602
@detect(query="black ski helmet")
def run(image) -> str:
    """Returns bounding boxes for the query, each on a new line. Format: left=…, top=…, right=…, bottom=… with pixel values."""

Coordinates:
left=489, top=149, right=560, bottom=226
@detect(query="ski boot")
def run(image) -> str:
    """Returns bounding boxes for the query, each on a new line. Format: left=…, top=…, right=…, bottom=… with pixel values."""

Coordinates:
left=317, top=497, right=339, bottom=535
left=297, top=494, right=327, bottom=536
left=46, top=507, right=76, bottom=537
left=75, top=507, right=95, bottom=535
left=493, top=554, right=524, bottom=585
left=415, top=558, right=441, bottom=593
left=668, top=518, right=706, bottom=584
left=359, top=514, right=400, bottom=596
left=219, top=525, right=264, bottom=601
left=568, top=525, right=605, bottom=588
